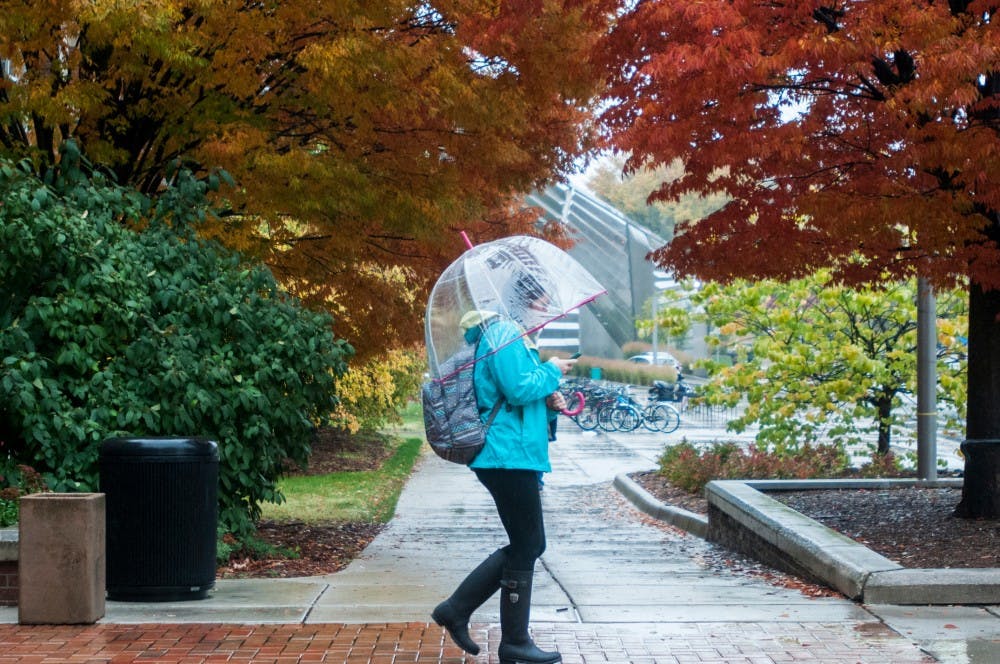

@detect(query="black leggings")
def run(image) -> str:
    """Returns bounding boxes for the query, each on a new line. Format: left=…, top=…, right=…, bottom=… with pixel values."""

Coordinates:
left=474, top=468, right=546, bottom=571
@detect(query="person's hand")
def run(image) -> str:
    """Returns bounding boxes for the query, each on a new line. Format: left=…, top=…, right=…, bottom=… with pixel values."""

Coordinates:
left=546, top=391, right=567, bottom=411
left=550, top=357, right=577, bottom=376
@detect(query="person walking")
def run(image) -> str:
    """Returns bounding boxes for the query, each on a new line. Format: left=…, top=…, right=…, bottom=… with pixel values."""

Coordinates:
left=432, top=274, right=575, bottom=664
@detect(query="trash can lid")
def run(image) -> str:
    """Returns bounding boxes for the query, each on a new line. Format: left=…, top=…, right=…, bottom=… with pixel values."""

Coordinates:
left=100, top=437, right=218, bottom=458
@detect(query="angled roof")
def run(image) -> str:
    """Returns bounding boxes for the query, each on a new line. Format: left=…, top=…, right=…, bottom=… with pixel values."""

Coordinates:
left=526, top=182, right=668, bottom=346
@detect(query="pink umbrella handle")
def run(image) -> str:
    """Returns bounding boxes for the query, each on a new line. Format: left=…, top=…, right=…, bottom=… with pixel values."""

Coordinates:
left=561, top=391, right=586, bottom=417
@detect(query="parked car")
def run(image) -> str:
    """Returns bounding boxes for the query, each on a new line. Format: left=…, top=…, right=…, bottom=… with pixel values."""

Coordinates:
left=626, top=351, right=683, bottom=373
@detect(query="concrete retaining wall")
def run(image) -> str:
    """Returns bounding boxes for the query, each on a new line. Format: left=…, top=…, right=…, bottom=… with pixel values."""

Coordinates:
left=704, top=479, right=1000, bottom=605
left=0, top=529, right=16, bottom=607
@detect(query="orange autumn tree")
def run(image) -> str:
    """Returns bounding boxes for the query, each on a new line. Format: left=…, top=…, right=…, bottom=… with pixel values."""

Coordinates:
left=596, top=1, right=1000, bottom=517
left=0, top=0, right=615, bottom=358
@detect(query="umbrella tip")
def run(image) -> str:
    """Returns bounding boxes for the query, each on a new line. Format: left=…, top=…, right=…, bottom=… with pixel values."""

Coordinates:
left=460, top=231, right=474, bottom=250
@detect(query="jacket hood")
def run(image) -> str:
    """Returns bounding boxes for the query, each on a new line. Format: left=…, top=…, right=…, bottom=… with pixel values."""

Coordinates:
left=461, top=310, right=499, bottom=344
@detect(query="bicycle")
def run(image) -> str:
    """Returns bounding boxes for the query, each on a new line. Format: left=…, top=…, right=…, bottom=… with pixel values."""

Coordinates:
left=560, top=378, right=608, bottom=431
left=645, top=382, right=684, bottom=433
left=596, top=386, right=643, bottom=432
left=577, top=386, right=617, bottom=431
left=566, top=381, right=680, bottom=433
left=640, top=399, right=681, bottom=433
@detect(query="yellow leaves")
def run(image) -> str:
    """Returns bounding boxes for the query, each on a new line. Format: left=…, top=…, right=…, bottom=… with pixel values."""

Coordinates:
left=328, top=348, right=424, bottom=432
left=937, top=314, right=968, bottom=338
left=719, top=322, right=743, bottom=336
left=2, top=0, right=613, bottom=360
left=301, top=36, right=367, bottom=77
left=695, top=270, right=968, bottom=445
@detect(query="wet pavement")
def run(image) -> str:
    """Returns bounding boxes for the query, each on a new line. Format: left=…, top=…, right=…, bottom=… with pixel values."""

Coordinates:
left=1, top=418, right=997, bottom=662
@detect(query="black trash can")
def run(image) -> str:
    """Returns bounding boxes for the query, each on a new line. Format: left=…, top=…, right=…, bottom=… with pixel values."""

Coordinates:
left=100, top=437, right=219, bottom=601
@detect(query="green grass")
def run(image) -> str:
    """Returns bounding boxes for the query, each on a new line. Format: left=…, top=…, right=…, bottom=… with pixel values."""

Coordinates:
left=383, top=399, right=426, bottom=438
left=262, top=434, right=424, bottom=525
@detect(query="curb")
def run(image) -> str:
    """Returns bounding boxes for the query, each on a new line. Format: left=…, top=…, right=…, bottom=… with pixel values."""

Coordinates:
left=613, top=474, right=708, bottom=538
left=614, top=474, right=1000, bottom=605
left=705, top=480, right=901, bottom=600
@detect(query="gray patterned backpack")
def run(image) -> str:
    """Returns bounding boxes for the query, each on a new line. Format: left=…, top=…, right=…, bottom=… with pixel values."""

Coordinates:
left=422, top=336, right=504, bottom=464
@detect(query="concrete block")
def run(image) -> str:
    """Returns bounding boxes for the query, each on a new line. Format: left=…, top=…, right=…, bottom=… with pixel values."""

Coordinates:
left=864, top=568, right=1000, bottom=605
left=706, top=480, right=901, bottom=600
left=18, top=493, right=105, bottom=624
left=0, top=527, right=16, bottom=562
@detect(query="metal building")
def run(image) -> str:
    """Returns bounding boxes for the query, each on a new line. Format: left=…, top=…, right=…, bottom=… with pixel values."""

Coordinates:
left=525, top=182, right=670, bottom=358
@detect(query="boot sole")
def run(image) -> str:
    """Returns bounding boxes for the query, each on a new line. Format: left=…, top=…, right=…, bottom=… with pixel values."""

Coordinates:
left=431, top=608, right=480, bottom=656
left=498, top=650, right=561, bottom=664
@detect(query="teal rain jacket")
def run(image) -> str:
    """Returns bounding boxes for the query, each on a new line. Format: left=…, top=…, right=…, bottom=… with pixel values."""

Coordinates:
left=467, top=318, right=560, bottom=472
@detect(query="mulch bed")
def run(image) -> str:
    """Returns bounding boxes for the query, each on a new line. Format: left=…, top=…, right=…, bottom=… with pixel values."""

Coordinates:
left=216, top=428, right=389, bottom=579
left=630, top=470, right=1000, bottom=569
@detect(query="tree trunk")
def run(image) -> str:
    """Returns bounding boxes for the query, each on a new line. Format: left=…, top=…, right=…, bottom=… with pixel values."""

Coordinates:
left=954, top=282, right=1000, bottom=519
left=875, top=397, right=892, bottom=456
left=955, top=440, right=1000, bottom=518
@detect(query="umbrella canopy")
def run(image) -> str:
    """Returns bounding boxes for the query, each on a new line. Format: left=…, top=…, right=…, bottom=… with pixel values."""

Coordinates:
left=425, top=235, right=606, bottom=379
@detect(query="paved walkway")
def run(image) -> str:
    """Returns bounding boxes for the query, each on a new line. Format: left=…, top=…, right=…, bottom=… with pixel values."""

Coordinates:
left=0, top=420, right=994, bottom=662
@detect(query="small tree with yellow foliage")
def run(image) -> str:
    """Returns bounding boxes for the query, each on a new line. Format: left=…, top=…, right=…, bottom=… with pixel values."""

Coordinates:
left=691, top=273, right=967, bottom=458
left=331, top=349, right=424, bottom=433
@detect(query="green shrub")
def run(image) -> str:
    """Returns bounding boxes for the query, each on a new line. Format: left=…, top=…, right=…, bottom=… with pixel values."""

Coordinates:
left=657, top=440, right=850, bottom=494
left=0, top=464, right=48, bottom=527
left=0, top=152, right=353, bottom=537
left=216, top=525, right=298, bottom=565
left=857, top=451, right=906, bottom=478
left=0, top=499, right=16, bottom=528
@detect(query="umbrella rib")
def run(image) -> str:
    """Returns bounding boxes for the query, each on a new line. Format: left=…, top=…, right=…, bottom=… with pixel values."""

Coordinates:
left=434, top=290, right=608, bottom=383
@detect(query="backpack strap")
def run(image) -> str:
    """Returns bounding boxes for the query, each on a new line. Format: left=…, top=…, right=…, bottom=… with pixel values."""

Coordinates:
left=484, top=397, right=505, bottom=432
left=475, top=320, right=507, bottom=433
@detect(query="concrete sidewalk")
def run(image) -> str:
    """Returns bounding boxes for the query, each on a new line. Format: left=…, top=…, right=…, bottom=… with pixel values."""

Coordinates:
left=1, top=421, right=997, bottom=662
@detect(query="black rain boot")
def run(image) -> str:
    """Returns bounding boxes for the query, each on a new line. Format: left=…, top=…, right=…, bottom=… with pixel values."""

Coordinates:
left=497, top=568, right=561, bottom=664
left=432, top=549, right=506, bottom=655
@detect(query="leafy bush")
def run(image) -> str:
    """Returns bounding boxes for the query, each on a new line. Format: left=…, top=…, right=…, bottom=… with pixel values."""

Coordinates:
left=657, top=440, right=850, bottom=494
left=0, top=464, right=48, bottom=527
left=216, top=525, right=298, bottom=565
left=657, top=441, right=733, bottom=493
left=0, top=499, right=15, bottom=528
left=857, top=451, right=906, bottom=478
left=330, top=349, right=424, bottom=432
left=0, top=152, right=352, bottom=537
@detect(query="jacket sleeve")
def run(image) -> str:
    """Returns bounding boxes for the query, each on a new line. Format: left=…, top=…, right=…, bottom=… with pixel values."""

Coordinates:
left=483, top=322, right=560, bottom=406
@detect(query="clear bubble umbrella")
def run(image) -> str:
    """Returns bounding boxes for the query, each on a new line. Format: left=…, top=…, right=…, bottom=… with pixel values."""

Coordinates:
left=425, top=234, right=606, bottom=384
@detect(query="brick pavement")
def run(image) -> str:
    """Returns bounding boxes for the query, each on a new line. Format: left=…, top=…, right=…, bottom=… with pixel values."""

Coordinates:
left=0, top=620, right=934, bottom=663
